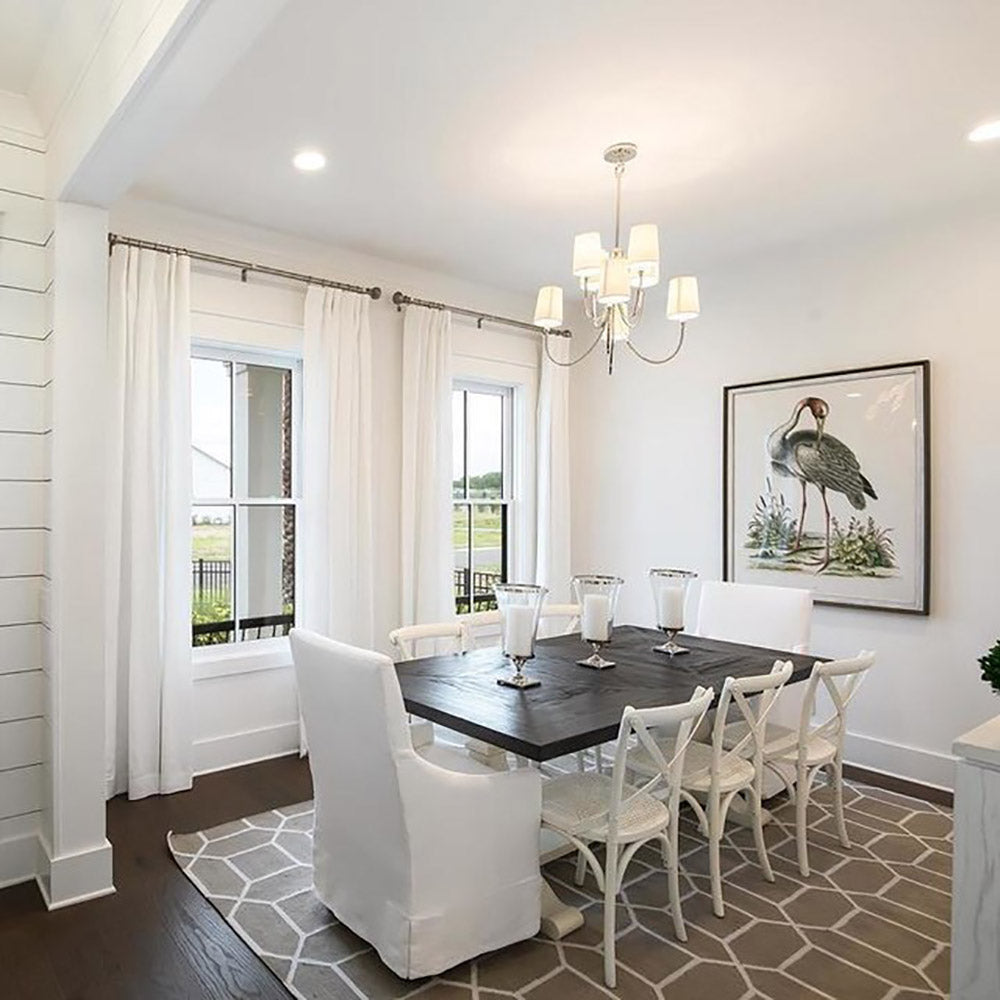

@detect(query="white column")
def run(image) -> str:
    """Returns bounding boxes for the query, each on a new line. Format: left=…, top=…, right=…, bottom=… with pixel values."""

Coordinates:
left=41, top=201, right=114, bottom=908
left=952, top=716, right=1000, bottom=999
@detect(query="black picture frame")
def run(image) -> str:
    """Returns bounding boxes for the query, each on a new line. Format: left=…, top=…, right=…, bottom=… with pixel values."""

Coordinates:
left=723, top=360, right=930, bottom=615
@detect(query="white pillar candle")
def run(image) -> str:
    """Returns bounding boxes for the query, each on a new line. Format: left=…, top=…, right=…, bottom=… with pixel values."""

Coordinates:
left=657, top=587, right=685, bottom=629
left=581, top=593, right=611, bottom=642
left=504, top=604, right=536, bottom=658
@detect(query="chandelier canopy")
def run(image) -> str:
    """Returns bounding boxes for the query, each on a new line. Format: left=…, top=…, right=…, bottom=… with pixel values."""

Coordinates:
left=533, top=142, right=699, bottom=374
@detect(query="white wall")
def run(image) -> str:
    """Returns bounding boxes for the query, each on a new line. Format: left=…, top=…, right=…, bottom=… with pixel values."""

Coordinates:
left=110, top=197, right=539, bottom=773
left=0, top=96, right=48, bottom=889
left=570, top=203, right=1000, bottom=790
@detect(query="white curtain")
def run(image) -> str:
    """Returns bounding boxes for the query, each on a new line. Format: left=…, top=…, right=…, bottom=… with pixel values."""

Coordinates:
left=400, top=306, right=454, bottom=626
left=105, top=246, right=193, bottom=800
left=300, top=286, right=376, bottom=645
left=535, top=336, right=572, bottom=602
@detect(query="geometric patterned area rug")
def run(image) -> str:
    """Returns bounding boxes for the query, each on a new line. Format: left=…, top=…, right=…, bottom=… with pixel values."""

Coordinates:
left=168, top=781, right=952, bottom=1000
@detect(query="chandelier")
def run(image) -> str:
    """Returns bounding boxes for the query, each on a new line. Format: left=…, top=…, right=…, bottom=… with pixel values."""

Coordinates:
left=532, top=142, right=700, bottom=374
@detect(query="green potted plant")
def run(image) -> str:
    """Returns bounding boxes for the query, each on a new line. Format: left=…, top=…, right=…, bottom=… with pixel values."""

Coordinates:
left=979, top=640, right=1000, bottom=695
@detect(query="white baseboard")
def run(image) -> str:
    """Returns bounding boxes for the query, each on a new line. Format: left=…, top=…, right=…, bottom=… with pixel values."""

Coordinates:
left=193, top=720, right=300, bottom=776
left=0, top=829, right=41, bottom=890
left=36, top=836, right=114, bottom=909
left=844, top=730, right=956, bottom=792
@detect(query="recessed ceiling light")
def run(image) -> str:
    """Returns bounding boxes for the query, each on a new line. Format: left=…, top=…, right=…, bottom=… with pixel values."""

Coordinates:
left=968, top=120, right=1000, bottom=143
left=293, top=149, right=326, bottom=171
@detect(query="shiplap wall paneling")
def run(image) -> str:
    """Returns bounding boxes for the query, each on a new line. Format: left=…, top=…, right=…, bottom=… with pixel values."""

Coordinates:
left=0, top=718, right=44, bottom=771
left=0, top=669, right=43, bottom=722
left=0, top=240, right=48, bottom=291
left=0, top=765, right=43, bottom=817
left=0, top=190, right=51, bottom=246
left=0, top=483, right=48, bottom=528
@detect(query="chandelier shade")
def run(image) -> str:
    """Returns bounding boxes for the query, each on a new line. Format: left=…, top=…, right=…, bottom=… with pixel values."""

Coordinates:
left=534, top=143, right=700, bottom=374
left=533, top=285, right=564, bottom=329
left=666, top=276, right=700, bottom=322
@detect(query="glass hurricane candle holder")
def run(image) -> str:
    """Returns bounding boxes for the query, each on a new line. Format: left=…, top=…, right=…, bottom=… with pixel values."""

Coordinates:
left=649, top=568, right=697, bottom=656
left=571, top=574, right=624, bottom=669
left=494, top=583, right=547, bottom=689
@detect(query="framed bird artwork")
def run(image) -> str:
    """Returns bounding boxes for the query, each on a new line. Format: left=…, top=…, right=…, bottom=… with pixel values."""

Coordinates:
left=723, top=361, right=930, bottom=614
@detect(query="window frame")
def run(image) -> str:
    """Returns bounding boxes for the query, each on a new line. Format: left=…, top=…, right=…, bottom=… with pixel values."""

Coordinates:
left=190, top=342, right=302, bottom=650
left=452, top=378, right=515, bottom=614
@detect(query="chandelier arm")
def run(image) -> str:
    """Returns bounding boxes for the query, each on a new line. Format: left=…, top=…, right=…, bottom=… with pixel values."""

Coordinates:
left=542, top=325, right=607, bottom=368
left=624, top=322, right=687, bottom=365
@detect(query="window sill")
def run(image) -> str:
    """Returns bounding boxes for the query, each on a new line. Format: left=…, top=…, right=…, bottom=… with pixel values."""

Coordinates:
left=192, top=636, right=293, bottom=681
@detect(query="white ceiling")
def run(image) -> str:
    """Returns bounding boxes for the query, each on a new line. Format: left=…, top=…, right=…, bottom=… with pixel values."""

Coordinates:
left=131, top=0, right=1000, bottom=292
left=0, top=0, right=66, bottom=95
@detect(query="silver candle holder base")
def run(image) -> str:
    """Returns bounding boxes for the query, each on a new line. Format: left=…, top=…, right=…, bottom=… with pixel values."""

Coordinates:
left=577, top=641, right=615, bottom=669
left=653, top=628, right=689, bottom=657
left=497, top=655, right=541, bottom=689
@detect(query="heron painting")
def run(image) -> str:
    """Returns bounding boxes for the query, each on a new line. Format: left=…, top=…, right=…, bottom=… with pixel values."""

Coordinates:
left=767, top=396, right=878, bottom=570
left=724, top=362, right=930, bottom=614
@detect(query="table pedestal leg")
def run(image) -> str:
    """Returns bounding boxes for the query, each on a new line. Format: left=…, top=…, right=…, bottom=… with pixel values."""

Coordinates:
left=540, top=878, right=584, bottom=940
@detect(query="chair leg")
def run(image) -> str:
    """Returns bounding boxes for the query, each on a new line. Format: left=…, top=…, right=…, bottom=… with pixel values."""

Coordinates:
left=708, top=792, right=724, bottom=918
left=602, top=847, right=618, bottom=989
left=796, top=764, right=811, bottom=877
left=750, top=788, right=774, bottom=883
left=575, top=751, right=587, bottom=772
left=663, top=829, right=687, bottom=942
left=832, top=756, right=851, bottom=849
left=574, top=849, right=587, bottom=886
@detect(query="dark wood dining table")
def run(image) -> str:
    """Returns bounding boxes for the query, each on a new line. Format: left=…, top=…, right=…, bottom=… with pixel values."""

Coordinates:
left=395, top=624, right=822, bottom=939
left=396, top=624, right=821, bottom=762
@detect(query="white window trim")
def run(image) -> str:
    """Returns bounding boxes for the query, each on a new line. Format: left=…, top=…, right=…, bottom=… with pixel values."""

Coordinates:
left=191, top=339, right=302, bottom=678
left=450, top=353, right=538, bottom=590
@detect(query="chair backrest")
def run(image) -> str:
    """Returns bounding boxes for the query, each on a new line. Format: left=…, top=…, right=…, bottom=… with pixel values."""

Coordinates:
left=708, top=660, right=794, bottom=783
left=696, top=581, right=812, bottom=653
left=457, top=609, right=501, bottom=650
left=603, top=686, right=715, bottom=844
left=797, top=651, right=875, bottom=758
left=388, top=621, right=469, bottom=661
left=290, top=629, right=413, bottom=903
left=537, top=602, right=580, bottom=639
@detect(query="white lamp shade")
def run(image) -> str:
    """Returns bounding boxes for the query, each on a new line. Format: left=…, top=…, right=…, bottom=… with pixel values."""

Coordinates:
left=598, top=254, right=631, bottom=305
left=627, top=223, right=660, bottom=268
left=572, top=232, right=604, bottom=278
left=629, top=261, right=659, bottom=289
left=534, top=285, right=564, bottom=328
left=666, top=275, right=700, bottom=321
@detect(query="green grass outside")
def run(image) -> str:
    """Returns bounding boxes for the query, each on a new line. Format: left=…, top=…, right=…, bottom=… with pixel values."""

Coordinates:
left=192, top=522, right=231, bottom=560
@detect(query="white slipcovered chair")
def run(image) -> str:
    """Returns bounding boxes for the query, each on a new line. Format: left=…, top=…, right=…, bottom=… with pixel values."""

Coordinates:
left=695, top=581, right=812, bottom=653
left=724, top=651, right=875, bottom=876
left=695, top=580, right=812, bottom=788
left=290, top=629, right=542, bottom=979
left=629, top=660, right=793, bottom=917
left=542, top=686, right=714, bottom=988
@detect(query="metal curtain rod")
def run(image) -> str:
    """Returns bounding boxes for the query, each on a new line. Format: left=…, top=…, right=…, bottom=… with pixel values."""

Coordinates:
left=108, top=233, right=382, bottom=299
left=391, top=290, right=572, bottom=338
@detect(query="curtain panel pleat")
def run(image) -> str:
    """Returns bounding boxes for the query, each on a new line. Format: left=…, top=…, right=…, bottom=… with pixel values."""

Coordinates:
left=105, top=245, right=194, bottom=800
left=400, top=306, right=454, bottom=629
left=535, top=336, right=572, bottom=602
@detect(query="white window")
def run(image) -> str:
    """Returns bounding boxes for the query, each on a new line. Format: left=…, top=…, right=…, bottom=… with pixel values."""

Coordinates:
left=191, top=347, right=300, bottom=646
left=452, top=381, right=513, bottom=613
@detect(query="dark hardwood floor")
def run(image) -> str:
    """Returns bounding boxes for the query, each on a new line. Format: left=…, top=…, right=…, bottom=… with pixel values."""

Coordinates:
left=0, top=754, right=313, bottom=1000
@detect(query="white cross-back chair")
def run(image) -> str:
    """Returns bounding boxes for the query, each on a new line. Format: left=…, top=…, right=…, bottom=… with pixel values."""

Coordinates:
left=695, top=581, right=812, bottom=653
left=542, top=687, right=714, bottom=988
left=725, top=651, right=875, bottom=876
left=388, top=621, right=469, bottom=660
left=538, top=602, right=580, bottom=635
left=390, top=620, right=508, bottom=768
left=629, top=660, right=794, bottom=917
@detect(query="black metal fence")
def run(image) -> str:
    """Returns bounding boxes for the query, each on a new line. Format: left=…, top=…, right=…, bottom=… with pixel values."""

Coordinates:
left=193, top=558, right=231, bottom=599
left=454, top=568, right=503, bottom=614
